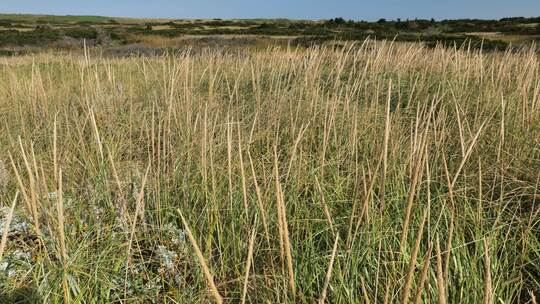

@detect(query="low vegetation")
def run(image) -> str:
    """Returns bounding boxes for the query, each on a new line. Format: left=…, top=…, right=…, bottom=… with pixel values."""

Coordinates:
left=0, top=14, right=539, bottom=55
left=0, top=38, right=539, bottom=303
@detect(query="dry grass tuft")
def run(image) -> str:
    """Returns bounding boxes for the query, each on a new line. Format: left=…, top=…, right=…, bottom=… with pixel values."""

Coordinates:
left=0, top=159, right=8, bottom=193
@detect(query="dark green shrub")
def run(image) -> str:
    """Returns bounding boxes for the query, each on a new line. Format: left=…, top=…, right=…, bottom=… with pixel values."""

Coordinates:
left=0, top=20, right=12, bottom=27
left=0, top=29, right=59, bottom=46
left=63, top=27, right=98, bottom=39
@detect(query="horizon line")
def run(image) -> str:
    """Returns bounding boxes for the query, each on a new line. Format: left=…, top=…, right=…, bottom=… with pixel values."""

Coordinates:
left=2, top=12, right=539, bottom=22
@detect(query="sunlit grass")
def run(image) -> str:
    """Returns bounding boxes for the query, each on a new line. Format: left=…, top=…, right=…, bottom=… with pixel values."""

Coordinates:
left=0, top=40, right=539, bottom=303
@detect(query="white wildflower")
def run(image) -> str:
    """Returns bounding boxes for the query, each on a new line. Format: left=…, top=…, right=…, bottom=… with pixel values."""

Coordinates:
left=174, top=274, right=184, bottom=285
left=163, top=223, right=186, bottom=246
left=7, top=268, right=16, bottom=278
left=12, top=249, right=31, bottom=261
left=0, top=249, right=31, bottom=279
left=156, top=245, right=177, bottom=272
left=0, top=261, right=8, bottom=272
left=93, top=206, right=104, bottom=218
left=143, top=276, right=161, bottom=293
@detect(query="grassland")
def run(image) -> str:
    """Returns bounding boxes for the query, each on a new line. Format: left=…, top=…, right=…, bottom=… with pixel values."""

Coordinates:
left=0, top=39, right=539, bottom=303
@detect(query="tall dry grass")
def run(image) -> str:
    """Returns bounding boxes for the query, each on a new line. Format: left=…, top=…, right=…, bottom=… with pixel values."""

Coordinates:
left=0, top=40, right=539, bottom=302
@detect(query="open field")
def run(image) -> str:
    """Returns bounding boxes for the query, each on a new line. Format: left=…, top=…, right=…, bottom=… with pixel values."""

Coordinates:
left=0, top=40, right=539, bottom=303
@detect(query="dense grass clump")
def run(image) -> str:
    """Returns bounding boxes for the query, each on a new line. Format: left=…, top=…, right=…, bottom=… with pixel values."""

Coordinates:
left=0, top=40, right=539, bottom=303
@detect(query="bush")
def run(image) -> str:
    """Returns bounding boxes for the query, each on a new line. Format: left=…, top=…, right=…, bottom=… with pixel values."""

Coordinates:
left=0, top=29, right=59, bottom=46
left=63, top=27, right=98, bottom=39
left=0, top=20, right=12, bottom=27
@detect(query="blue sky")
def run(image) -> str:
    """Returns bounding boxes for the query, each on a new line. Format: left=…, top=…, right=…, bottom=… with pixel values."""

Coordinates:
left=3, top=0, right=540, bottom=21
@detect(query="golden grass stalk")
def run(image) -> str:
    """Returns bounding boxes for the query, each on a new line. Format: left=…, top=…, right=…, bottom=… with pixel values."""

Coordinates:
left=413, top=242, right=433, bottom=304
left=436, top=235, right=447, bottom=304
left=286, top=123, right=309, bottom=183
left=0, top=159, right=8, bottom=193
left=124, top=162, right=151, bottom=298
left=17, top=139, right=42, bottom=239
left=484, top=238, right=493, bottom=304
left=178, top=209, right=223, bottom=304
left=247, top=150, right=270, bottom=244
left=451, top=93, right=466, bottom=158
left=29, top=144, right=43, bottom=201
left=361, top=276, right=371, bottom=304
left=374, top=239, right=382, bottom=301
left=53, top=115, right=58, bottom=183
left=0, top=191, right=19, bottom=261
left=496, top=93, right=505, bottom=164
left=347, top=157, right=382, bottom=249
left=401, top=208, right=428, bottom=304
left=451, top=115, right=492, bottom=188
left=381, top=79, right=392, bottom=211
left=241, top=220, right=257, bottom=304
left=400, top=137, right=426, bottom=246
left=383, top=279, right=391, bottom=304
left=56, top=169, right=67, bottom=263
left=8, top=153, right=39, bottom=236
left=319, top=234, right=339, bottom=304
left=89, top=108, right=104, bottom=161
left=227, top=115, right=234, bottom=206
left=106, top=148, right=130, bottom=228
left=530, top=290, right=537, bottom=304
left=274, top=145, right=296, bottom=296
left=315, top=176, right=335, bottom=235
left=237, top=123, right=249, bottom=216
left=18, top=138, right=39, bottom=227
left=56, top=169, right=69, bottom=303
left=444, top=215, right=454, bottom=282
left=477, top=159, right=484, bottom=223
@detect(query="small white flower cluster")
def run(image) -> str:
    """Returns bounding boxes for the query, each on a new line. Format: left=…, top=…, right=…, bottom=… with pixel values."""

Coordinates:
left=156, top=245, right=177, bottom=272
left=163, top=223, right=186, bottom=246
left=110, top=263, right=144, bottom=297
left=107, top=223, right=188, bottom=299
left=143, top=276, right=161, bottom=294
left=156, top=222, right=188, bottom=285
left=47, top=192, right=57, bottom=200
left=93, top=206, right=104, bottom=218
left=153, top=243, right=185, bottom=292
left=0, top=249, right=31, bottom=279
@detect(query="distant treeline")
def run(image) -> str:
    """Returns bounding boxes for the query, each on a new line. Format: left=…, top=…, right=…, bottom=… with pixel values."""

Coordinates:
left=136, top=17, right=540, bottom=36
